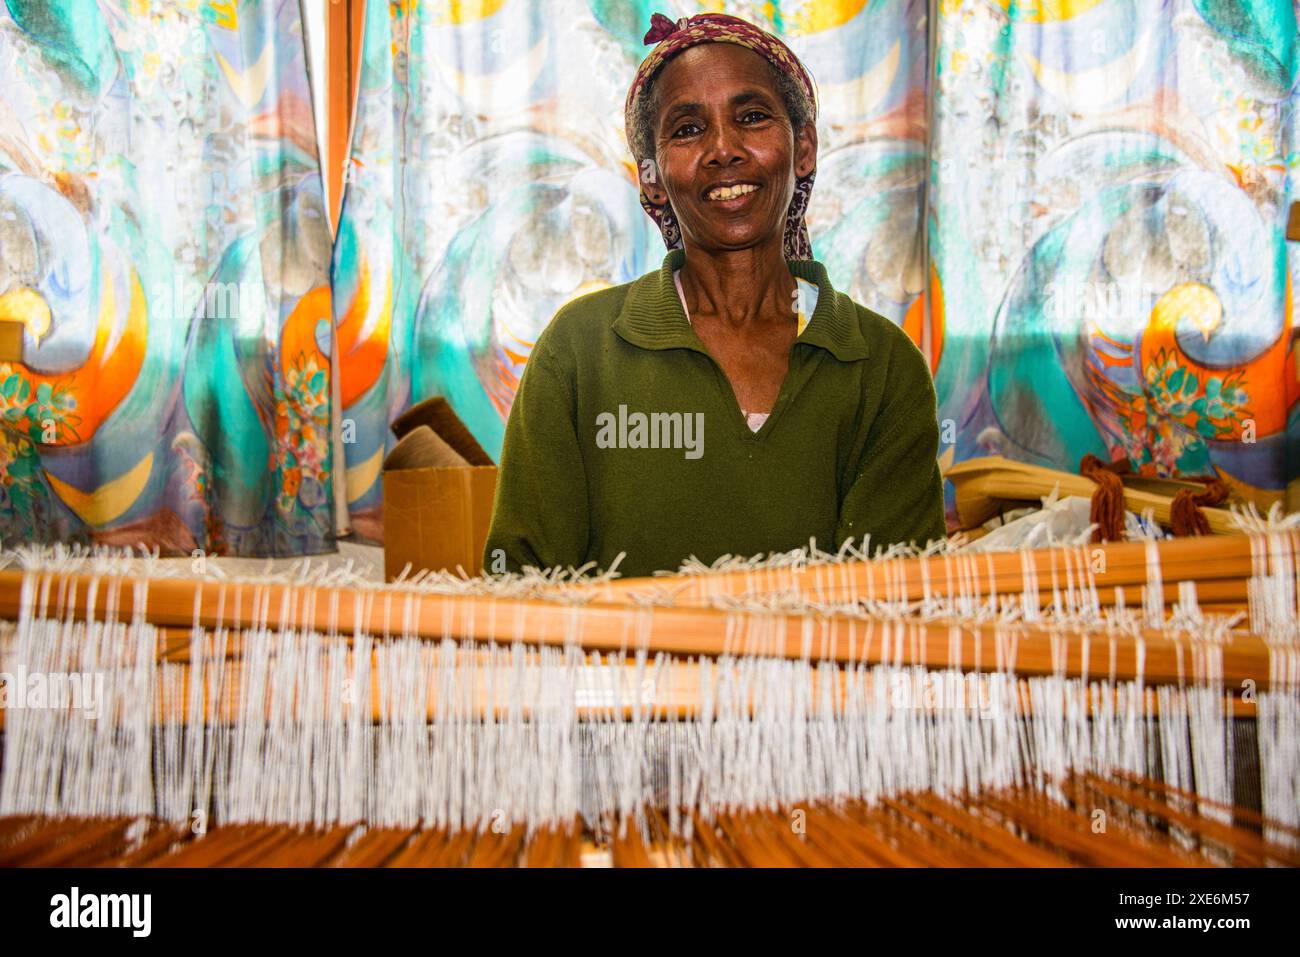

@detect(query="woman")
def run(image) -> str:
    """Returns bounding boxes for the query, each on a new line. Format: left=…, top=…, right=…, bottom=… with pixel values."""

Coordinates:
left=485, top=12, right=945, bottom=577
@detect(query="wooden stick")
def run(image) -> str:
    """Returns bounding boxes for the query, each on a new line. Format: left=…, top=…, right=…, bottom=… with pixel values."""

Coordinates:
left=569, top=534, right=1277, bottom=607
left=0, top=567, right=1282, bottom=687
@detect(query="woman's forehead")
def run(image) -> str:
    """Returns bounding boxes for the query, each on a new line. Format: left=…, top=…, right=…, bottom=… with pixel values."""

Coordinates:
left=654, top=44, right=780, bottom=103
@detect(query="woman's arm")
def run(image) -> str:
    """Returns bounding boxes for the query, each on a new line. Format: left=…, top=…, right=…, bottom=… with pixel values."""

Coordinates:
left=483, top=337, right=590, bottom=573
left=835, top=337, right=947, bottom=553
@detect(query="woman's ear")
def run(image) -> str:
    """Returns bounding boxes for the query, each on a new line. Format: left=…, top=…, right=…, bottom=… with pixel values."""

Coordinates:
left=638, top=157, right=669, bottom=206
left=642, top=183, right=670, bottom=206
left=794, top=121, right=818, bottom=179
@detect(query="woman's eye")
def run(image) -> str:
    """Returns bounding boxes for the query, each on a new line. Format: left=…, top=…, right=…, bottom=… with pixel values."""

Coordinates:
left=672, top=122, right=701, bottom=138
left=740, top=110, right=770, bottom=123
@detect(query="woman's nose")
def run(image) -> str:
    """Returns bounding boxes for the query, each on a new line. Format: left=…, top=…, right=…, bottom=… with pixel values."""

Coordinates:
left=700, top=118, right=744, bottom=166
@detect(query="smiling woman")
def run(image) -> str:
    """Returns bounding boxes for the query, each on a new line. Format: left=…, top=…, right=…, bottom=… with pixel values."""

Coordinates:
left=484, top=11, right=946, bottom=578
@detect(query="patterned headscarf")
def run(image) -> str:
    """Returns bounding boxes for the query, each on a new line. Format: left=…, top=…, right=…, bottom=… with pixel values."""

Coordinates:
left=624, top=12, right=818, bottom=260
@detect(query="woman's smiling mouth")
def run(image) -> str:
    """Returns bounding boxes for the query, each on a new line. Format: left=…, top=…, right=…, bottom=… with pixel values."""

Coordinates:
left=704, top=182, right=761, bottom=202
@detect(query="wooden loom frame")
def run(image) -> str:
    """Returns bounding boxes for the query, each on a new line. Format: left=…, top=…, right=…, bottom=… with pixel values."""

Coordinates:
left=0, top=533, right=1288, bottom=689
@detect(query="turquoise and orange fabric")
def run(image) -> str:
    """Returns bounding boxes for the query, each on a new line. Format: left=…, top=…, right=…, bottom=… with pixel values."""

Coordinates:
left=930, top=0, right=1299, bottom=512
left=335, top=0, right=928, bottom=541
left=5, top=1, right=1295, bottom=555
left=0, top=0, right=335, bottom=554
left=340, top=0, right=1299, bottom=538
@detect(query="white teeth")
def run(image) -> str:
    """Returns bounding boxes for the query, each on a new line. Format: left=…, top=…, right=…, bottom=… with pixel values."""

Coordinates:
left=707, top=184, right=758, bottom=201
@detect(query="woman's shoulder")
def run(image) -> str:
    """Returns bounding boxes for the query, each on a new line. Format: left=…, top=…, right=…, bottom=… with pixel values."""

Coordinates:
left=847, top=297, right=929, bottom=373
left=797, top=259, right=927, bottom=375
left=534, top=277, right=643, bottom=353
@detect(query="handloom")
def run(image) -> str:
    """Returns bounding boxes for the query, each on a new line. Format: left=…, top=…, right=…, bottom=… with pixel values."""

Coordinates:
left=0, top=523, right=1297, bottom=867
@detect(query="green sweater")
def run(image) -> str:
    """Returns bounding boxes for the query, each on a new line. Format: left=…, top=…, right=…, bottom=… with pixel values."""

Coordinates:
left=484, top=248, right=946, bottom=577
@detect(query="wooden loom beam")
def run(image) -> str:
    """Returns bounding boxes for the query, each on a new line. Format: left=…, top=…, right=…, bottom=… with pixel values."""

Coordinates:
left=0, top=562, right=1281, bottom=688
left=572, top=533, right=1282, bottom=606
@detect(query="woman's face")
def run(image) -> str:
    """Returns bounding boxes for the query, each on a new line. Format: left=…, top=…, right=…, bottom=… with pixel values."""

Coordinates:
left=649, top=44, right=816, bottom=255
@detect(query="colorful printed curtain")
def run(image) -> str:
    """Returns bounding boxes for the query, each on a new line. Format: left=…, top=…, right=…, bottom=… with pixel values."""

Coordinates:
left=339, top=0, right=1299, bottom=538
left=931, top=0, right=1298, bottom=512
left=335, top=0, right=929, bottom=539
left=0, top=0, right=335, bottom=555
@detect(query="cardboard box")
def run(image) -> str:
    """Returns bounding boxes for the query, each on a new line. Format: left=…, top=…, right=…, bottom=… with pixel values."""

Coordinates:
left=382, top=398, right=497, bottom=580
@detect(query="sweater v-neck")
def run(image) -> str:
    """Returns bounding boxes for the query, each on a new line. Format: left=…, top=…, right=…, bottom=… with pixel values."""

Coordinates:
left=608, top=250, right=871, bottom=443
left=611, top=248, right=869, bottom=363
left=671, top=268, right=819, bottom=433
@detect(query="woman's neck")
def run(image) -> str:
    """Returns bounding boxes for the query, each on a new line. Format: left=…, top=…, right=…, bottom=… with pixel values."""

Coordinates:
left=676, top=240, right=795, bottom=330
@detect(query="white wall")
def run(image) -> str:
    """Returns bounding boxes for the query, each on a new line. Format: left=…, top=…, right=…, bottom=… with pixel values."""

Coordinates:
left=301, top=0, right=331, bottom=229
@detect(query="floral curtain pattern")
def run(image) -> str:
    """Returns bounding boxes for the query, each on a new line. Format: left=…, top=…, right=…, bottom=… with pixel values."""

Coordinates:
left=0, top=0, right=335, bottom=555
left=339, top=0, right=1299, bottom=537
left=334, top=0, right=927, bottom=539
left=5, top=1, right=1293, bottom=554
left=931, top=0, right=1298, bottom=511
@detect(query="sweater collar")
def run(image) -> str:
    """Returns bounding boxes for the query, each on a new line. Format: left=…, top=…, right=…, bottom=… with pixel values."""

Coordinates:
left=611, top=248, right=869, bottom=362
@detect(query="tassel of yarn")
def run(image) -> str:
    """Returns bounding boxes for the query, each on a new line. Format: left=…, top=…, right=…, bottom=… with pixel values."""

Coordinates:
left=1080, top=453, right=1130, bottom=543
left=1170, top=476, right=1229, bottom=537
